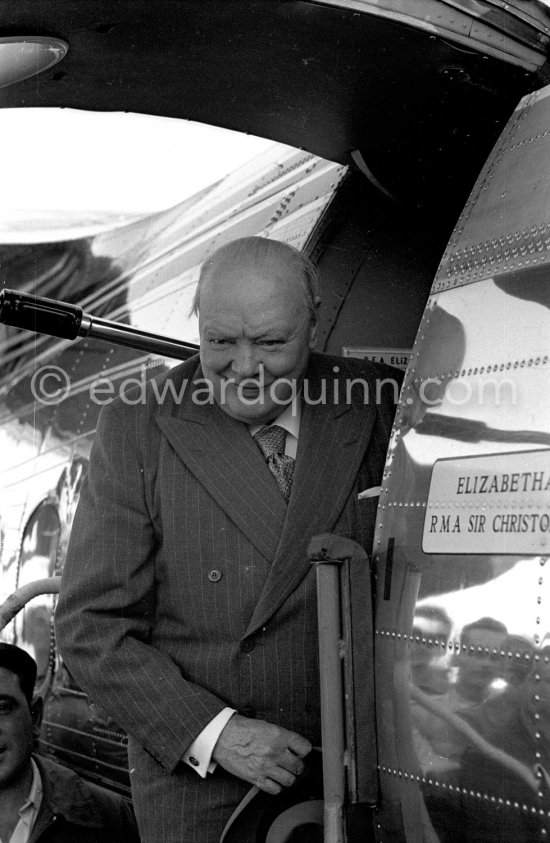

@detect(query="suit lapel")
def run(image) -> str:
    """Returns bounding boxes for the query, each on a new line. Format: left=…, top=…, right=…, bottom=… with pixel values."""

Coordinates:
left=156, top=368, right=287, bottom=562
left=245, top=355, right=379, bottom=635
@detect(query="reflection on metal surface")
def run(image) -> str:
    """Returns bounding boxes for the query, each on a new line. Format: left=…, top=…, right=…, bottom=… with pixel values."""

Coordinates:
left=0, top=37, right=68, bottom=89
left=373, top=82, right=550, bottom=841
left=403, top=610, right=550, bottom=841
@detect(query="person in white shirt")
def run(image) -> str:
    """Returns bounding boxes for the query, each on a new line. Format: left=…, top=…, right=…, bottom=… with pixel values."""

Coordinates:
left=0, top=644, right=139, bottom=843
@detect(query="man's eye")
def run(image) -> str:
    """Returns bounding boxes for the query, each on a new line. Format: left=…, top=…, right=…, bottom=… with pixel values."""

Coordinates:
left=0, top=702, right=14, bottom=714
left=209, top=338, right=233, bottom=346
left=259, top=339, right=284, bottom=348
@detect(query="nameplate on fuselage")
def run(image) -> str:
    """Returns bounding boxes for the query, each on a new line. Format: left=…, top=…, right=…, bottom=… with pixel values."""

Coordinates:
left=423, top=450, right=550, bottom=554
left=342, top=347, right=410, bottom=370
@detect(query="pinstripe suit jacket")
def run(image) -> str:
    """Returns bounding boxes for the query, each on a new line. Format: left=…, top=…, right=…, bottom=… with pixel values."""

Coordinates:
left=55, top=351, right=400, bottom=842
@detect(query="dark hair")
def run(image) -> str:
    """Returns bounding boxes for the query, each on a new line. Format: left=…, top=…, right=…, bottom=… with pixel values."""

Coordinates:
left=461, top=617, right=508, bottom=646
left=0, top=643, right=37, bottom=705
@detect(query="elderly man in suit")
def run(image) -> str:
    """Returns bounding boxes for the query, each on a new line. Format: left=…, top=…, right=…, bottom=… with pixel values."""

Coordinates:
left=56, top=236, right=400, bottom=842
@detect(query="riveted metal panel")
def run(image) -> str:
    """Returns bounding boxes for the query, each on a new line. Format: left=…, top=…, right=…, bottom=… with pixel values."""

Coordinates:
left=435, top=85, right=550, bottom=292
left=314, top=0, right=550, bottom=68
left=372, top=82, right=550, bottom=843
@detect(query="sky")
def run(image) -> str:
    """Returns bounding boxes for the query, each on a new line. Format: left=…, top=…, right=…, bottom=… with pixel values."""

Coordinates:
left=0, top=108, right=274, bottom=238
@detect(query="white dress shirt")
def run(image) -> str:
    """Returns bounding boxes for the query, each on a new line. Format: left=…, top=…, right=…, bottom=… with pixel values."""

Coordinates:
left=182, top=399, right=301, bottom=777
left=2, top=759, right=42, bottom=843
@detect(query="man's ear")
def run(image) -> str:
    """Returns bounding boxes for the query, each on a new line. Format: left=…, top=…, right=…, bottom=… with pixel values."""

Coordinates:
left=30, top=695, right=44, bottom=734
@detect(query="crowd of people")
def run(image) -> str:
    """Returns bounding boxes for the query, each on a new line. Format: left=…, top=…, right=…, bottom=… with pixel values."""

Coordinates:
left=409, top=608, right=548, bottom=842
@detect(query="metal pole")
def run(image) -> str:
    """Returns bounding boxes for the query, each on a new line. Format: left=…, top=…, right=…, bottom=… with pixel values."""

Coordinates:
left=309, top=534, right=375, bottom=843
left=315, top=559, right=347, bottom=843
left=0, top=289, right=197, bottom=360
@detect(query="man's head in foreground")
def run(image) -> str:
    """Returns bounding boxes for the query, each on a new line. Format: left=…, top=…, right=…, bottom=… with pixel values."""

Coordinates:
left=0, top=644, right=40, bottom=791
left=193, top=236, right=320, bottom=425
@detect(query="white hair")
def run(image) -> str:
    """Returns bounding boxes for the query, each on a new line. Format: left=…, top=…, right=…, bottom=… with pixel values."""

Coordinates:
left=190, top=236, right=320, bottom=324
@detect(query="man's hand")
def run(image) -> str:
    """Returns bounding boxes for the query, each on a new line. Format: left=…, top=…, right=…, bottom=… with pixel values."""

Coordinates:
left=212, top=714, right=312, bottom=794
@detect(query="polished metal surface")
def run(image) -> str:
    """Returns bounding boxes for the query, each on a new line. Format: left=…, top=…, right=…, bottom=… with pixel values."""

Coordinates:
left=374, top=82, right=550, bottom=842
left=435, top=86, right=550, bottom=292
left=313, top=0, right=550, bottom=69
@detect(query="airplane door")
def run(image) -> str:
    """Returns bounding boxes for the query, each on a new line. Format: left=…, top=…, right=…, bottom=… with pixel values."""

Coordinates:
left=372, top=82, right=550, bottom=842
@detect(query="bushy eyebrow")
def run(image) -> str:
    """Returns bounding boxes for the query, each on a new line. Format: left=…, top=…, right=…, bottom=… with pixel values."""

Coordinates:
left=203, top=324, right=291, bottom=340
left=254, top=329, right=288, bottom=340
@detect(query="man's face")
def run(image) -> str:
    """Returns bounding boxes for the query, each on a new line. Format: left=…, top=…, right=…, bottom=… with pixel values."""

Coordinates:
left=456, top=628, right=505, bottom=700
left=199, top=251, right=316, bottom=424
left=0, top=667, right=34, bottom=789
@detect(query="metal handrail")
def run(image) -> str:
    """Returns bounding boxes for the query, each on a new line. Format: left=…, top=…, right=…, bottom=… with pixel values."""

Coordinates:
left=0, top=576, right=61, bottom=632
left=0, top=577, right=62, bottom=700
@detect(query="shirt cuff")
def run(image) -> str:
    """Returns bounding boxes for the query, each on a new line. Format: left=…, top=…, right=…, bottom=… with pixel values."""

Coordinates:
left=182, top=708, right=236, bottom=778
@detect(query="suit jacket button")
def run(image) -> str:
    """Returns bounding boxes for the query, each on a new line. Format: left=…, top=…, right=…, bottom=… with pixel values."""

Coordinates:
left=240, top=641, right=255, bottom=653
left=208, top=569, right=222, bottom=582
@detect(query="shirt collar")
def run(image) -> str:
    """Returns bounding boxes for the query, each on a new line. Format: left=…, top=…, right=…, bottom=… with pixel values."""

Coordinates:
left=249, top=395, right=301, bottom=440
left=18, top=757, right=42, bottom=817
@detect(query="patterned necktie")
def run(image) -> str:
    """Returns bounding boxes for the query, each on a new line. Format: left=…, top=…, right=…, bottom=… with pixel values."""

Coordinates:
left=253, top=424, right=294, bottom=502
